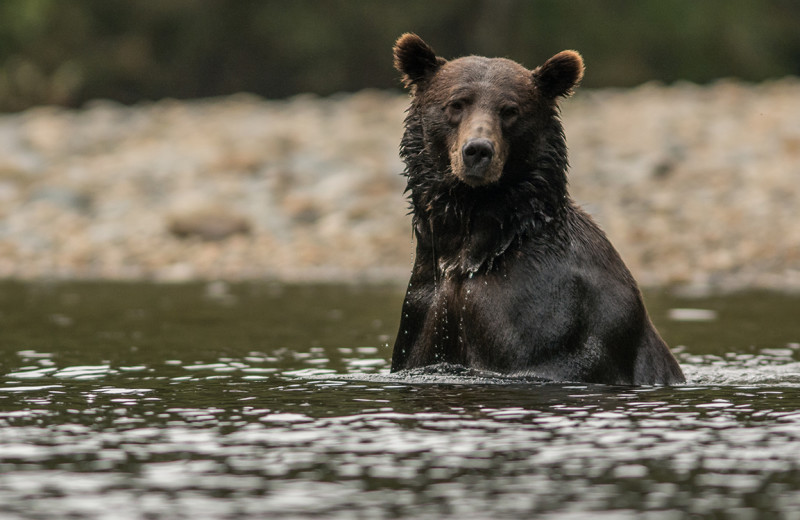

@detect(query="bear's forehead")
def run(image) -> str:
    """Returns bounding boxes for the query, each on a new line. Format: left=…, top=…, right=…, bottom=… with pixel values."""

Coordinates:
left=434, top=56, right=533, bottom=93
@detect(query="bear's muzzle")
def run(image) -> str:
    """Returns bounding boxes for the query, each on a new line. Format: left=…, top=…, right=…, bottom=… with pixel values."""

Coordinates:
left=452, top=111, right=507, bottom=186
left=462, top=138, right=495, bottom=176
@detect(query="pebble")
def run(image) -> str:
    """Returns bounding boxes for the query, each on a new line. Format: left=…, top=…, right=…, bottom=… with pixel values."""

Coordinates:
left=0, top=81, right=797, bottom=292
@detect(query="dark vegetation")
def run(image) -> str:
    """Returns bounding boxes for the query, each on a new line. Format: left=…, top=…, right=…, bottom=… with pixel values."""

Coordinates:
left=1, top=0, right=799, bottom=112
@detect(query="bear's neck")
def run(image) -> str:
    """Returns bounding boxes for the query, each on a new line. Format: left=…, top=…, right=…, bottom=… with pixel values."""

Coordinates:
left=411, top=178, right=568, bottom=276
left=403, top=148, right=570, bottom=277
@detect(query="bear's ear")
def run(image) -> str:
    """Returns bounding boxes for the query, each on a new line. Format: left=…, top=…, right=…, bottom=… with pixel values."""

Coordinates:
left=393, top=33, right=445, bottom=90
left=533, top=50, right=584, bottom=99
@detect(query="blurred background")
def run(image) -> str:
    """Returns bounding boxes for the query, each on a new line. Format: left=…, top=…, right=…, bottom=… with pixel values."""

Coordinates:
left=2, top=0, right=799, bottom=111
left=0, top=0, right=799, bottom=289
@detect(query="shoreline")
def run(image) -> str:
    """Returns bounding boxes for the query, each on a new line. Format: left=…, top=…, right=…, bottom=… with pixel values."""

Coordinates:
left=0, top=80, right=798, bottom=293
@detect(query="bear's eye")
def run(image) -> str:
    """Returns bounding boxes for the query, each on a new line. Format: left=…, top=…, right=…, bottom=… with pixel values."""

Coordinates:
left=500, top=105, right=520, bottom=124
left=444, top=99, right=468, bottom=123
left=448, top=99, right=466, bottom=112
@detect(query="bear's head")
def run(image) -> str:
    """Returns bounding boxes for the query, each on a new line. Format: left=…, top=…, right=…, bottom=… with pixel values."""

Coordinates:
left=394, top=33, right=583, bottom=188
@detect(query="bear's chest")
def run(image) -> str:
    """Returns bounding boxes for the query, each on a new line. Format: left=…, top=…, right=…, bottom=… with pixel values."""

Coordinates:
left=417, top=260, right=582, bottom=370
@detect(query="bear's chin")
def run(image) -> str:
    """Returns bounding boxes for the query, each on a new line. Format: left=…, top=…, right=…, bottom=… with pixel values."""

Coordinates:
left=456, top=168, right=502, bottom=187
left=459, top=175, right=495, bottom=187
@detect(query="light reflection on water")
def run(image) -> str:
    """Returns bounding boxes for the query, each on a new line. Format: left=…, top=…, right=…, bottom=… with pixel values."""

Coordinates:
left=1, top=282, right=800, bottom=518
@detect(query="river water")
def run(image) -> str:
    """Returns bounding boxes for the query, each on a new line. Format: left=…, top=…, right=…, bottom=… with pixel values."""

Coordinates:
left=1, top=281, right=800, bottom=519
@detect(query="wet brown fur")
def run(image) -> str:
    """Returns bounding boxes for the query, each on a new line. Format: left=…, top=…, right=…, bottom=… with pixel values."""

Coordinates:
left=390, top=34, right=684, bottom=385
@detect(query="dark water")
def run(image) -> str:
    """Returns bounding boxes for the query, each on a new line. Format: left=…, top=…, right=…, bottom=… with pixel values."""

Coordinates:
left=2, top=281, right=800, bottom=519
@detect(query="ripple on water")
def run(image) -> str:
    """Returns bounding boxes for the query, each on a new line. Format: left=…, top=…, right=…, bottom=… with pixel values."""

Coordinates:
left=2, top=284, right=800, bottom=518
left=2, top=371, right=800, bottom=518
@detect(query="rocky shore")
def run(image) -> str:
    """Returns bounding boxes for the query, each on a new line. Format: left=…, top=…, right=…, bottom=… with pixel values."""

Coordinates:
left=0, top=79, right=798, bottom=291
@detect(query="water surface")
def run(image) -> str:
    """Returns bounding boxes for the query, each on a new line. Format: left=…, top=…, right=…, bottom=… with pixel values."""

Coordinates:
left=1, top=281, right=800, bottom=518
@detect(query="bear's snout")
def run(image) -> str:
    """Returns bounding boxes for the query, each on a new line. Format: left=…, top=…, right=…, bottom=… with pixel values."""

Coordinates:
left=452, top=112, right=507, bottom=186
left=462, top=138, right=494, bottom=173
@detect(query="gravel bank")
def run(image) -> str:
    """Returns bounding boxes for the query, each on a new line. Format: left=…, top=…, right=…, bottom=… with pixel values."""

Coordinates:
left=0, top=80, right=798, bottom=291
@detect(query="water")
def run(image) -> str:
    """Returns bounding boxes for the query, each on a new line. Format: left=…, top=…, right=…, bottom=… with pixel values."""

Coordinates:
left=2, top=281, right=800, bottom=519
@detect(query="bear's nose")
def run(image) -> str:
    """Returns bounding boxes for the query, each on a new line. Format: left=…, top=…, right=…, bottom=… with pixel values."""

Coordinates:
left=462, top=138, right=495, bottom=171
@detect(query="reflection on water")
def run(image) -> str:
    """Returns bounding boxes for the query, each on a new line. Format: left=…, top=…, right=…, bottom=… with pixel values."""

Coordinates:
left=1, top=281, right=800, bottom=518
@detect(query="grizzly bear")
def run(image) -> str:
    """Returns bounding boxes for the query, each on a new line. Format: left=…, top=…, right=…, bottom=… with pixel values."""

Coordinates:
left=390, top=34, right=685, bottom=385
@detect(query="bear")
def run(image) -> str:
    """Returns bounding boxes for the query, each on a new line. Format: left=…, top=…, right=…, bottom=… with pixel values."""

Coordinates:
left=390, top=33, right=685, bottom=386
